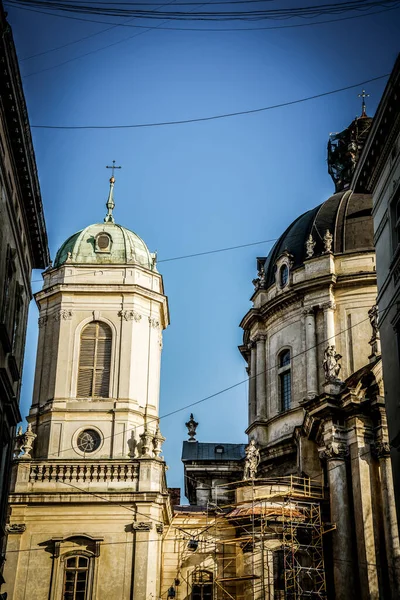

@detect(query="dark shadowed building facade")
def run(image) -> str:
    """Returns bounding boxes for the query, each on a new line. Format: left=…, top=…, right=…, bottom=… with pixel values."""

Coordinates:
left=0, top=0, right=49, bottom=583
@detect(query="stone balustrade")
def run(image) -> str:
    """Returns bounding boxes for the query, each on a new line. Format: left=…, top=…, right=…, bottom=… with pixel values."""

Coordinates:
left=27, top=460, right=139, bottom=487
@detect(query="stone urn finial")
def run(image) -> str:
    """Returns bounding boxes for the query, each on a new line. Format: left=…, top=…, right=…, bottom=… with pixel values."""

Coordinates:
left=185, top=414, right=198, bottom=442
left=15, top=423, right=37, bottom=460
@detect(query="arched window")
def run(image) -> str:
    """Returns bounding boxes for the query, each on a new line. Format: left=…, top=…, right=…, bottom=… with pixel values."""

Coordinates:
left=63, top=556, right=89, bottom=600
left=77, top=322, right=111, bottom=398
left=280, top=264, right=289, bottom=287
left=192, top=570, right=213, bottom=600
left=278, top=349, right=291, bottom=412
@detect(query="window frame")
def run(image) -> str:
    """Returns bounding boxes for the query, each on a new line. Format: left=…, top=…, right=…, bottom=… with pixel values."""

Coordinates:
left=76, top=321, right=112, bottom=399
left=63, top=555, right=90, bottom=600
left=191, top=570, right=213, bottom=600
left=278, top=348, right=292, bottom=412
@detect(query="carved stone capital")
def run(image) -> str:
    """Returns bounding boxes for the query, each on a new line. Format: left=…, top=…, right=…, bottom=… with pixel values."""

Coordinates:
left=38, top=316, right=48, bottom=328
left=54, top=309, right=72, bottom=322
left=302, top=307, right=315, bottom=317
left=247, top=341, right=256, bottom=350
left=318, top=443, right=348, bottom=461
left=132, top=522, right=153, bottom=532
left=320, top=301, right=336, bottom=311
left=118, top=310, right=141, bottom=322
left=254, top=333, right=267, bottom=343
left=156, top=524, right=164, bottom=535
left=6, top=523, right=26, bottom=534
left=373, top=441, right=391, bottom=459
left=148, top=317, right=160, bottom=329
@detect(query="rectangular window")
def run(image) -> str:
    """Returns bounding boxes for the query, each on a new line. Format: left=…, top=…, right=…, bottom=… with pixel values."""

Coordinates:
left=280, top=371, right=291, bottom=411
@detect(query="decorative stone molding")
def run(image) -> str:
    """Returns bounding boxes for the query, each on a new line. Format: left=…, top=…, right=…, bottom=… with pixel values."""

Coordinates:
left=373, top=441, right=391, bottom=459
left=254, top=333, right=267, bottom=343
left=318, top=443, right=348, bottom=461
left=6, top=523, right=26, bottom=534
left=38, top=315, right=48, bottom=328
left=118, top=310, right=142, bottom=322
left=92, top=310, right=100, bottom=321
left=156, top=524, right=164, bottom=535
left=302, top=306, right=315, bottom=316
left=132, top=522, right=153, bottom=532
left=148, top=317, right=160, bottom=329
left=247, top=341, right=256, bottom=350
left=54, top=309, right=72, bottom=322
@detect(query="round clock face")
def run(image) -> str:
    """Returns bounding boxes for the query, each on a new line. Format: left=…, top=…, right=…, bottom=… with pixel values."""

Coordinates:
left=77, top=429, right=101, bottom=453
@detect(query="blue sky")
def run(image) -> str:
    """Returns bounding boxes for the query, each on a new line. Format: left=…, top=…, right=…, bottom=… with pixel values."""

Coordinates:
left=7, top=0, right=400, bottom=497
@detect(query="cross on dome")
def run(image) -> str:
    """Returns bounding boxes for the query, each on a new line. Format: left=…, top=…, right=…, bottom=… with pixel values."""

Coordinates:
left=104, top=160, right=122, bottom=223
left=358, top=89, right=370, bottom=117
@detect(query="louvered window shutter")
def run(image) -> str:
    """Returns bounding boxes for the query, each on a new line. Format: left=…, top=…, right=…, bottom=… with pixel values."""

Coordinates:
left=77, top=321, right=111, bottom=398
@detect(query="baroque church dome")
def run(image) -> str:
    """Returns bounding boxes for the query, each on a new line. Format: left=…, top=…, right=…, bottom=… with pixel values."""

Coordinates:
left=53, top=174, right=155, bottom=270
left=261, top=190, right=374, bottom=288
left=54, top=221, right=154, bottom=269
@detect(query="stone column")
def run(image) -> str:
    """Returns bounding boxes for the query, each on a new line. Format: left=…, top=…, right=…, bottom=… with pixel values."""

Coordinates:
left=320, top=444, right=356, bottom=600
left=349, top=435, right=379, bottom=600
left=375, top=442, right=400, bottom=599
left=303, top=308, right=318, bottom=397
left=255, top=335, right=267, bottom=419
left=248, top=341, right=257, bottom=425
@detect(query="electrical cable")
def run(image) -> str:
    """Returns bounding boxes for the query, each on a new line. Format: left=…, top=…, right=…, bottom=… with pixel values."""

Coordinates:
left=7, top=0, right=400, bottom=21
left=26, top=74, right=389, bottom=128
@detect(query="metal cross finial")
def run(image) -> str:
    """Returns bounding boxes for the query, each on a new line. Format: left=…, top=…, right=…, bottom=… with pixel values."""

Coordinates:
left=358, top=90, right=370, bottom=117
left=106, top=160, right=122, bottom=181
left=104, top=161, right=121, bottom=223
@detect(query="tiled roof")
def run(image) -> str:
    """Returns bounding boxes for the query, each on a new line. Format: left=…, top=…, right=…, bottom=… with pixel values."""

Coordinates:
left=182, top=441, right=246, bottom=461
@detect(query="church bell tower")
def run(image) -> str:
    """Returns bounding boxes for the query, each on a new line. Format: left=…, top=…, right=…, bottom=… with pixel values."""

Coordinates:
left=3, top=172, right=171, bottom=600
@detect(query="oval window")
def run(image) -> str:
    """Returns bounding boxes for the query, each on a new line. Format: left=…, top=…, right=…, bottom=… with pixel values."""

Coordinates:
left=280, top=264, right=289, bottom=287
left=97, top=233, right=111, bottom=251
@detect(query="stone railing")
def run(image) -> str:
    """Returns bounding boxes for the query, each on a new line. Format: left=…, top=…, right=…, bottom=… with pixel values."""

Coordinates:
left=27, top=460, right=139, bottom=486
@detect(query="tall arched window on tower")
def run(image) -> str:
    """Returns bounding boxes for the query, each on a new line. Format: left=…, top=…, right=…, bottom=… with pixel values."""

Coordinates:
left=77, top=322, right=111, bottom=398
left=191, top=570, right=213, bottom=600
left=278, top=349, right=291, bottom=412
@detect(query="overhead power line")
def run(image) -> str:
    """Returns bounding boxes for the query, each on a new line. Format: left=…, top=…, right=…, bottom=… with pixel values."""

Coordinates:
left=7, top=0, right=400, bottom=21
left=28, top=74, right=389, bottom=129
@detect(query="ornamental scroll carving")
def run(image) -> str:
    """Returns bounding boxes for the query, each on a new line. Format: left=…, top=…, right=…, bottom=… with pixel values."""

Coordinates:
left=38, top=316, right=48, bottom=328
left=373, top=441, right=391, bottom=459
left=132, top=522, right=153, bottom=531
left=156, top=524, right=164, bottom=534
left=54, top=309, right=72, bottom=321
left=318, top=443, right=348, bottom=461
left=148, top=317, right=160, bottom=329
left=118, top=310, right=142, bottom=322
left=6, top=524, right=26, bottom=534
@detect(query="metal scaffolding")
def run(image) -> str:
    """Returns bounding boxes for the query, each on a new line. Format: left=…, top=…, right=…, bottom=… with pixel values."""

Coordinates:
left=165, top=476, right=329, bottom=600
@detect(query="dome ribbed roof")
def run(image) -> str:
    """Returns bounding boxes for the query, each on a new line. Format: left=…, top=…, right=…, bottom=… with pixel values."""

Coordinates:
left=261, top=190, right=373, bottom=287
left=54, top=222, right=154, bottom=270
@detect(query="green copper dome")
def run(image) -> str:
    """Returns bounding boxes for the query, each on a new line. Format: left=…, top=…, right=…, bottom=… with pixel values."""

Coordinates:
left=54, top=222, right=155, bottom=269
